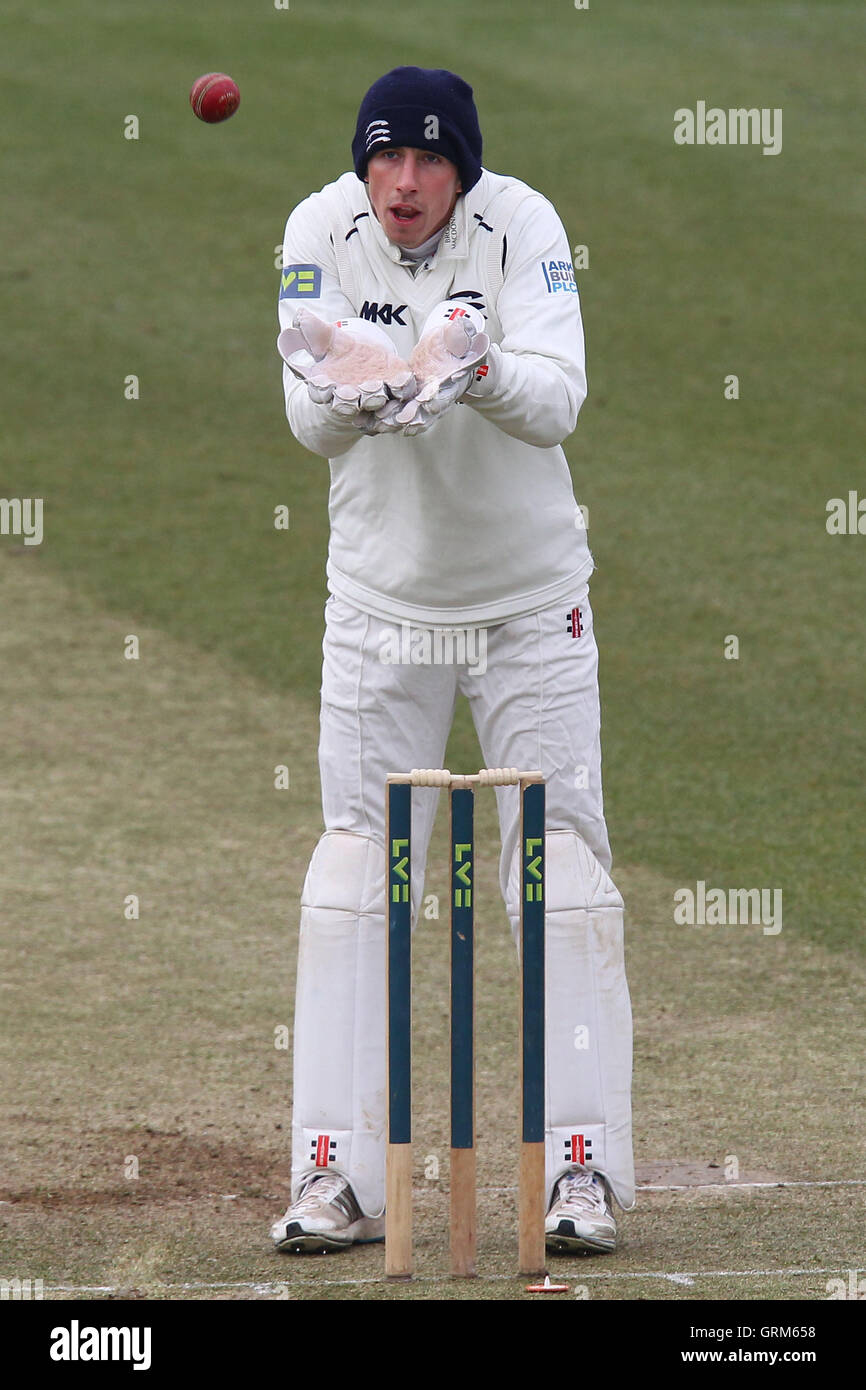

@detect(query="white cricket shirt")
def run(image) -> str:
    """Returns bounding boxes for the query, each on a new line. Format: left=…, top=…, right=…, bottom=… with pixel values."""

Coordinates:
left=279, top=168, right=593, bottom=626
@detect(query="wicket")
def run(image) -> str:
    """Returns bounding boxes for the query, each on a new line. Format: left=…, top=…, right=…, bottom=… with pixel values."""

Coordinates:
left=385, top=767, right=546, bottom=1279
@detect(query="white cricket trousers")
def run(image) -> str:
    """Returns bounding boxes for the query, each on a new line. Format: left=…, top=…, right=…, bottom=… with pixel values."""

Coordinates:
left=291, top=586, right=635, bottom=1215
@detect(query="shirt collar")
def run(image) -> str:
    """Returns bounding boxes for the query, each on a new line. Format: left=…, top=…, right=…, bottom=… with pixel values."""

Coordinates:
left=398, top=226, right=446, bottom=265
left=362, top=176, right=492, bottom=264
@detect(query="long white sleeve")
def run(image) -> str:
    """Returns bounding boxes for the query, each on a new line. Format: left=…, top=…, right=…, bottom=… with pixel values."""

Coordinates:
left=462, top=195, right=587, bottom=448
left=279, top=200, right=367, bottom=459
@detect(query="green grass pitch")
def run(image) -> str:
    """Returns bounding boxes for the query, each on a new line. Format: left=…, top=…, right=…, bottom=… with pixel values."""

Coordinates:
left=1, top=0, right=863, bottom=1308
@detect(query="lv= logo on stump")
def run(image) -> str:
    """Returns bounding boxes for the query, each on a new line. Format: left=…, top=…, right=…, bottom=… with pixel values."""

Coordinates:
left=385, top=767, right=546, bottom=1279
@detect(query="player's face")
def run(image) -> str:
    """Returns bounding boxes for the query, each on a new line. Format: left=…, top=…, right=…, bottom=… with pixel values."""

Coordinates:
left=365, top=147, right=462, bottom=248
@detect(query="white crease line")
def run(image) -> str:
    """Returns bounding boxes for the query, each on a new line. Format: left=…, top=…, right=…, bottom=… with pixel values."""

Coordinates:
left=43, top=1267, right=861, bottom=1293
left=637, top=1179, right=866, bottom=1191
left=578, top=1267, right=865, bottom=1283
left=474, top=1179, right=866, bottom=1194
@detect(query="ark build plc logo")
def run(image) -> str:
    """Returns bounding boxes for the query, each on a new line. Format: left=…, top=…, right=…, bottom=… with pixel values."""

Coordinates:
left=360, top=301, right=408, bottom=325
left=541, top=260, right=577, bottom=294
left=280, top=264, right=322, bottom=298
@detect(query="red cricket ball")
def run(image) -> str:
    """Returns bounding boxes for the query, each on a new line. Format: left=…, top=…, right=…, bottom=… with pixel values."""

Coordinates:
left=189, top=73, right=240, bottom=124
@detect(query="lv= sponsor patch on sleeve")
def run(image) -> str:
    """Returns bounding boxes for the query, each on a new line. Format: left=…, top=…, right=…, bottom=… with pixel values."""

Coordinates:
left=280, top=263, right=322, bottom=298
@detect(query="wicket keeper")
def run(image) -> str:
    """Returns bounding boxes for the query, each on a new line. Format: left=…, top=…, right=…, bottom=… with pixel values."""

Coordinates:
left=270, top=66, right=635, bottom=1258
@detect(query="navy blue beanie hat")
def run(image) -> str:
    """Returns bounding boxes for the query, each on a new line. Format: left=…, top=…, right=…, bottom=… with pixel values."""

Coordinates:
left=352, top=66, right=483, bottom=192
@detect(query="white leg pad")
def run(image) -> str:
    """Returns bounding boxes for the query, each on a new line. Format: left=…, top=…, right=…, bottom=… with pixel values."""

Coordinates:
left=291, top=830, right=387, bottom=1217
left=508, top=829, right=635, bottom=1210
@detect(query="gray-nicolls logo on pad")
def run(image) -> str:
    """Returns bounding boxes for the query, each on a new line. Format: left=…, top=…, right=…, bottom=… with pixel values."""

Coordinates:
left=311, top=1134, right=337, bottom=1167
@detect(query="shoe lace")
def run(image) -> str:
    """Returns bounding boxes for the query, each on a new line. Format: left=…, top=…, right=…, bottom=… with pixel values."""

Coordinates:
left=292, top=1172, right=348, bottom=1213
left=556, top=1169, right=607, bottom=1215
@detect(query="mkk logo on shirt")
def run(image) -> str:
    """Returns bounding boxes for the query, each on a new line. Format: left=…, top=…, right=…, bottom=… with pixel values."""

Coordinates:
left=280, top=264, right=322, bottom=298
left=360, top=301, right=407, bottom=325
left=541, top=259, right=578, bottom=294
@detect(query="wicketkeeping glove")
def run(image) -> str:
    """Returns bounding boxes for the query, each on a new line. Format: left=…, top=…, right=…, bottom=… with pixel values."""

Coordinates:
left=277, top=309, right=416, bottom=431
left=394, top=301, right=490, bottom=435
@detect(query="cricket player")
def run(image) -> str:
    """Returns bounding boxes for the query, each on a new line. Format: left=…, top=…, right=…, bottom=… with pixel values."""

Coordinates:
left=270, top=67, right=635, bottom=1257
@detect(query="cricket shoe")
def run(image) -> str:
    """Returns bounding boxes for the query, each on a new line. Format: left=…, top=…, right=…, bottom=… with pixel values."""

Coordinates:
left=545, top=1167, right=617, bottom=1254
left=270, top=1172, right=385, bottom=1253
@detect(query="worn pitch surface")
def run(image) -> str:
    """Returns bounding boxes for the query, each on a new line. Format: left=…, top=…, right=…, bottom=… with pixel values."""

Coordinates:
left=1, top=0, right=863, bottom=1302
